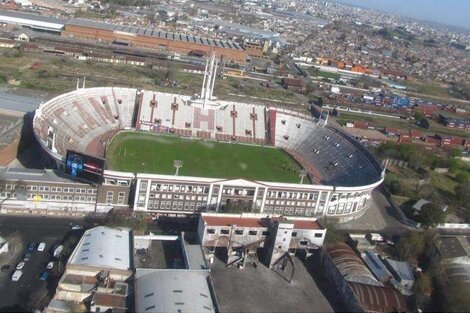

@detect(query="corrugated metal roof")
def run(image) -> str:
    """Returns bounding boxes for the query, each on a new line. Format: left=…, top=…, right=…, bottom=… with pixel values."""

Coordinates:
left=349, top=282, right=407, bottom=313
left=382, top=259, right=414, bottom=283
left=135, top=269, right=215, bottom=313
left=326, top=244, right=381, bottom=286
left=69, top=226, right=131, bottom=270
left=0, top=10, right=64, bottom=25
left=67, top=19, right=244, bottom=50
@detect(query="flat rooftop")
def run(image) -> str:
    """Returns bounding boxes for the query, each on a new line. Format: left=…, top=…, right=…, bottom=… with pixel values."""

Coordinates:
left=134, top=239, right=184, bottom=269
left=438, top=236, right=469, bottom=259
left=210, top=256, right=334, bottom=312
left=202, top=215, right=321, bottom=230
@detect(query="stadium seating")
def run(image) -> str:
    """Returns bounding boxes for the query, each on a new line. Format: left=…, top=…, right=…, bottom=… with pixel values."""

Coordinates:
left=34, top=87, right=137, bottom=157
left=34, top=87, right=382, bottom=189
left=272, top=109, right=382, bottom=187
left=136, top=91, right=266, bottom=144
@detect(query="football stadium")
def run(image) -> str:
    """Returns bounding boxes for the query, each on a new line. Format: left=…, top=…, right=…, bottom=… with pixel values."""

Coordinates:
left=25, top=54, right=385, bottom=222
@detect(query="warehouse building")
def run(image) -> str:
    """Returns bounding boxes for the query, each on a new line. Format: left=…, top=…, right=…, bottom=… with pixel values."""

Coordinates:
left=135, top=269, right=216, bottom=313
left=0, top=10, right=65, bottom=33
left=62, top=19, right=248, bottom=63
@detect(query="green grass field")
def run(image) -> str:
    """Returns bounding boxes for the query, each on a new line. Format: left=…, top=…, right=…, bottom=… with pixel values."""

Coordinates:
left=106, top=132, right=305, bottom=183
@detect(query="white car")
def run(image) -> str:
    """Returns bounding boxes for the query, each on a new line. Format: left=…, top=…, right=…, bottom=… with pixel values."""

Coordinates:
left=16, top=262, right=25, bottom=270
left=37, top=242, right=46, bottom=252
left=12, top=270, right=23, bottom=281
left=46, top=262, right=54, bottom=270
left=71, top=225, right=84, bottom=230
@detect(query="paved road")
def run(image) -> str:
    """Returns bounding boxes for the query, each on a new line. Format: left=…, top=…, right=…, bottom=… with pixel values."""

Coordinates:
left=338, top=190, right=411, bottom=237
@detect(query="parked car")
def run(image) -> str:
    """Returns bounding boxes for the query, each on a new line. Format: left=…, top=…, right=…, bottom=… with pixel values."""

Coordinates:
left=46, top=262, right=54, bottom=270
left=12, top=270, right=22, bottom=281
left=1, top=265, right=10, bottom=273
left=71, top=225, right=84, bottom=231
left=23, top=253, right=32, bottom=262
left=16, top=262, right=25, bottom=270
left=53, top=245, right=63, bottom=258
left=27, top=242, right=37, bottom=251
left=37, top=242, right=46, bottom=252
left=39, top=271, right=49, bottom=281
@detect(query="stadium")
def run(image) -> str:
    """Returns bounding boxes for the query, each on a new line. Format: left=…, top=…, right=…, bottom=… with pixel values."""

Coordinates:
left=29, top=55, right=384, bottom=222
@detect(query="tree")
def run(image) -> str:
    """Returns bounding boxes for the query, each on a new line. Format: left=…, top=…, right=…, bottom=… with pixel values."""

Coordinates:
left=396, top=237, right=413, bottom=261
left=455, top=183, right=470, bottom=207
left=320, top=218, right=343, bottom=244
left=414, top=111, right=425, bottom=121
left=455, top=171, right=470, bottom=184
left=419, top=203, right=446, bottom=226
left=418, top=118, right=430, bottom=129
left=413, top=272, right=432, bottom=309
left=387, top=179, right=403, bottom=195
left=306, top=81, right=315, bottom=94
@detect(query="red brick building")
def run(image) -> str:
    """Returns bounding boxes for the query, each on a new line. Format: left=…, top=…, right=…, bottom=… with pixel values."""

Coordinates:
left=62, top=19, right=248, bottom=63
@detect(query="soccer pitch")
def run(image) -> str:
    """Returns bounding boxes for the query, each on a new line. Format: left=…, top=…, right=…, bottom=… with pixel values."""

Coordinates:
left=105, top=132, right=306, bottom=183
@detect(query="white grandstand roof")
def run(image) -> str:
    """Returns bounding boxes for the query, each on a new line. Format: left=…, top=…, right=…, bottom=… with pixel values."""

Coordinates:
left=68, top=226, right=131, bottom=270
left=135, top=269, right=215, bottom=313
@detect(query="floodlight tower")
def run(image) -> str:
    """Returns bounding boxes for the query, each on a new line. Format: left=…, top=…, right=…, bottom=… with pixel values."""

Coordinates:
left=174, top=160, right=183, bottom=176
left=299, top=170, right=307, bottom=184
left=200, top=52, right=218, bottom=109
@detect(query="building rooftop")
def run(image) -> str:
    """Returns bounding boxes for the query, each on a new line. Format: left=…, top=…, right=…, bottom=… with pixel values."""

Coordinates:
left=68, top=226, right=131, bottom=271
left=134, top=269, right=215, bottom=313
left=92, top=293, right=127, bottom=310
left=201, top=213, right=321, bottom=230
left=326, top=243, right=381, bottom=286
left=348, top=282, right=407, bottom=313
left=438, top=236, right=469, bottom=259
left=67, top=19, right=245, bottom=51
left=382, top=258, right=414, bottom=283
left=0, top=10, right=65, bottom=30
left=0, top=167, right=91, bottom=184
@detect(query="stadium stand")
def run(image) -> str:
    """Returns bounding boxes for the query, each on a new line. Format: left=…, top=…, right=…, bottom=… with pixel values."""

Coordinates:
left=272, top=110, right=382, bottom=187
left=34, top=87, right=137, bottom=159
left=136, top=90, right=266, bottom=144
left=29, top=86, right=384, bottom=222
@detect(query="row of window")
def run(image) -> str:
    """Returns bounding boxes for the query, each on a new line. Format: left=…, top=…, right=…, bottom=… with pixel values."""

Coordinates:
left=266, top=191, right=321, bottom=201
left=263, top=206, right=324, bottom=216
left=264, top=200, right=318, bottom=207
left=205, top=227, right=323, bottom=238
left=106, top=191, right=126, bottom=205
left=144, top=182, right=210, bottom=194
left=148, top=193, right=208, bottom=201
left=147, top=200, right=206, bottom=211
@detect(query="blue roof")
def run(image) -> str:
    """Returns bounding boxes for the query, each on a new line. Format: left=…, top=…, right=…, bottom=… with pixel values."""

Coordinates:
left=361, top=251, right=393, bottom=283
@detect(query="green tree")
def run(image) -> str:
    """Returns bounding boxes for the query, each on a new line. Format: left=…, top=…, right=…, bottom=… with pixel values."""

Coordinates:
left=418, top=118, right=430, bottom=129
left=396, top=237, right=413, bottom=261
left=320, top=218, right=343, bottom=244
left=455, top=171, right=470, bottom=184
left=414, top=111, right=425, bottom=121
left=455, top=183, right=470, bottom=207
left=387, top=179, right=403, bottom=195
left=449, top=158, right=459, bottom=173
left=419, top=203, right=446, bottom=226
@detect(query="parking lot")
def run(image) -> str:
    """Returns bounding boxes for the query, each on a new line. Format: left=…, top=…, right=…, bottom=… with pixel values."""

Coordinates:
left=0, top=215, right=86, bottom=312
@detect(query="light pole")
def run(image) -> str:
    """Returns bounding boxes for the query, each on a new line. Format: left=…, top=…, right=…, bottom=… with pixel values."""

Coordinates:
left=299, top=170, right=307, bottom=184
left=174, top=160, right=183, bottom=176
